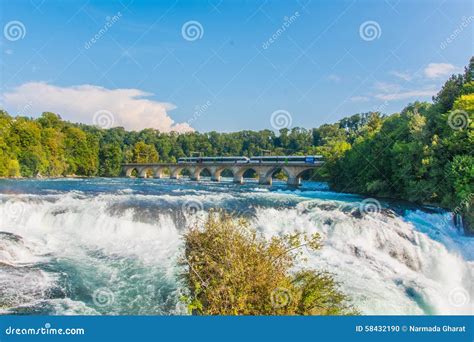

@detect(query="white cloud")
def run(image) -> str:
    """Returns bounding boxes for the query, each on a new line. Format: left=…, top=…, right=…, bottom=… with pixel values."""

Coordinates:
left=373, top=81, right=401, bottom=94
left=371, top=80, right=436, bottom=101
left=350, top=96, right=370, bottom=102
left=389, top=70, right=412, bottom=81
left=375, top=89, right=436, bottom=101
left=424, top=63, right=457, bottom=79
left=1, top=82, right=194, bottom=132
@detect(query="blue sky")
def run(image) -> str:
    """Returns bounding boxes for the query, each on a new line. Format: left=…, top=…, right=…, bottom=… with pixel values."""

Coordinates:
left=0, top=0, right=472, bottom=132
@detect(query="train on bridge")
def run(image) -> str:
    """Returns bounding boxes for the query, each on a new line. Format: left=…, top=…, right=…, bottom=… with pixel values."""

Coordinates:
left=122, top=155, right=324, bottom=186
left=177, top=155, right=323, bottom=164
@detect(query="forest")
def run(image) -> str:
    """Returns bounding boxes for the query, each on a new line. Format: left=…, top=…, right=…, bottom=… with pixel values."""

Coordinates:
left=0, top=57, right=472, bottom=231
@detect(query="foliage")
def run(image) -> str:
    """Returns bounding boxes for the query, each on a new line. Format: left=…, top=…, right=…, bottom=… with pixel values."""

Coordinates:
left=328, top=57, right=473, bottom=232
left=182, top=210, right=357, bottom=315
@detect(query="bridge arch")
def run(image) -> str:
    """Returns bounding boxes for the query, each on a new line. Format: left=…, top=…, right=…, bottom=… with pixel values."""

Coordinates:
left=233, top=167, right=260, bottom=184
left=211, top=166, right=235, bottom=182
left=260, top=166, right=291, bottom=185
left=282, top=165, right=315, bottom=186
left=294, top=167, right=315, bottom=180
left=199, top=167, right=212, bottom=177
left=190, top=167, right=212, bottom=181
left=125, top=167, right=139, bottom=177
left=143, top=167, right=161, bottom=178
left=156, top=166, right=171, bottom=178
left=170, top=166, right=186, bottom=179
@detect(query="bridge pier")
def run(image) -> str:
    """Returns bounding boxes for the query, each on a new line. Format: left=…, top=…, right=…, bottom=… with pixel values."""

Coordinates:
left=287, top=176, right=301, bottom=186
left=258, top=173, right=272, bottom=185
left=233, top=175, right=243, bottom=184
left=152, top=167, right=163, bottom=179
left=189, top=167, right=200, bottom=181
left=124, top=167, right=133, bottom=177
left=209, top=167, right=220, bottom=182
left=170, top=166, right=181, bottom=179
left=138, top=167, right=148, bottom=178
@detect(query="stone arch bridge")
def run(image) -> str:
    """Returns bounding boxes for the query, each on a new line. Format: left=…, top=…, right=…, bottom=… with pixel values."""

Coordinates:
left=122, top=161, right=323, bottom=186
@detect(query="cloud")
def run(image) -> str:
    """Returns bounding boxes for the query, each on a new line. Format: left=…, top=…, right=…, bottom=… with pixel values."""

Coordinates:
left=424, top=63, right=457, bottom=79
left=389, top=70, right=412, bottom=81
left=375, top=89, right=436, bottom=101
left=372, top=80, right=436, bottom=101
left=349, top=96, right=370, bottom=102
left=1, top=82, right=194, bottom=132
left=373, top=81, right=401, bottom=93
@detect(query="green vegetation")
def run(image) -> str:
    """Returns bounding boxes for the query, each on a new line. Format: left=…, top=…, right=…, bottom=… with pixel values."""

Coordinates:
left=328, top=58, right=473, bottom=232
left=182, top=210, right=356, bottom=315
left=0, top=57, right=472, bottom=231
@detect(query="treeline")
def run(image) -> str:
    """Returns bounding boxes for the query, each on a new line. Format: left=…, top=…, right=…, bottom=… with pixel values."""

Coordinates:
left=0, top=110, right=374, bottom=178
left=0, top=58, right=472, bottom=229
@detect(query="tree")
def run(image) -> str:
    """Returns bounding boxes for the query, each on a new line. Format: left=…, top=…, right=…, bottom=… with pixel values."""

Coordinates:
left=182, top=210, right=357, bottom=315
left=133, top=141, right=159, bottom=163
left=64, top=127, right=99, bottom=176
left=6, top=159, right=20, bottom=177
left=99, top=143, right=123, bottom=177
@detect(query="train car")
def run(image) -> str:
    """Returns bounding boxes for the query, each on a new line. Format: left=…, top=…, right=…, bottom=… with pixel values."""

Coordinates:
left=249, top=155, right=323, bottom=164
left=178, top=157, right=250, bottom=164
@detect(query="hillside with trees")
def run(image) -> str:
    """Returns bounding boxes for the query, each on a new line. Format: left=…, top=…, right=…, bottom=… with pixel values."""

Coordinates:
left=0, top=57, right=472, bottom=231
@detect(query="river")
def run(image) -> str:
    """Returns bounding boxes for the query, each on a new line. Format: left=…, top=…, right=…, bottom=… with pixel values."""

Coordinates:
left=0, top=178, right=472, bottom=315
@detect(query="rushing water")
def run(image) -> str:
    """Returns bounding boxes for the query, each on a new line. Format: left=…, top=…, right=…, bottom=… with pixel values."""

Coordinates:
left=0, top=178, right=472, bottom=315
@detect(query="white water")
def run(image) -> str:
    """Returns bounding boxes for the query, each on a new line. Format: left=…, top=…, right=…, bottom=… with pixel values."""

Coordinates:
left=0, top=189, right=472, bottom=315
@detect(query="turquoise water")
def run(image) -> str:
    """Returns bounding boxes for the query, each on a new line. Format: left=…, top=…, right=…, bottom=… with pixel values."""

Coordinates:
left=0, top=178, right=472, bottom=315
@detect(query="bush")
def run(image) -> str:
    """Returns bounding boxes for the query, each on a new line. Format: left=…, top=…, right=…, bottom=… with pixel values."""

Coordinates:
left=182, top=210, right=357, bottom=315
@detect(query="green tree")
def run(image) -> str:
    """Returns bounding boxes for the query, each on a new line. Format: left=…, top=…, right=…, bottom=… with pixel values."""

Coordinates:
left=99, top=143, right=123, bottom=176
left=133, top=141, right=159, bottom=163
